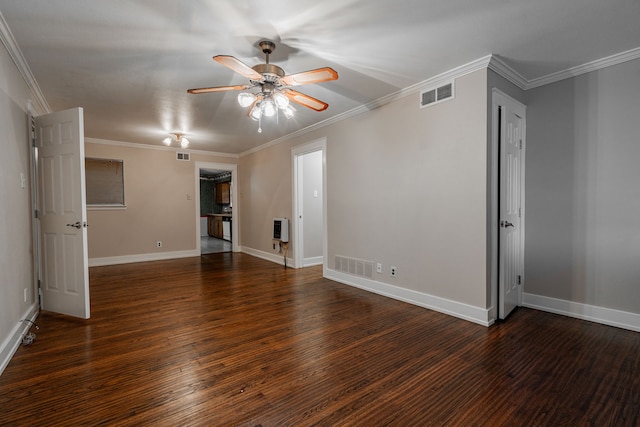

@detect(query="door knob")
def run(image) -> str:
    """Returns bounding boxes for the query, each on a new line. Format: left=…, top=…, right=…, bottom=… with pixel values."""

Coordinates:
left=66, top=221, right=88, bottom=229
left=500, top=221, right=515, bottom=228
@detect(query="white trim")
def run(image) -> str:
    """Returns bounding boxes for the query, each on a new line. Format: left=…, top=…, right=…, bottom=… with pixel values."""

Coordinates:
left=291, top=138, right=327, bottom=270
left=241, top=56, right=493, bottom=158
left=85, top=138, right=239, bottom=159
left=325, top=269, right=492, bottom=326
left=488, top=56, right=528, bottom=89
left=523, top=293, right=640, bottom=333
left=241, top=246, right=293, bottom=268
left=194, top=161, right=239, bottom=255
left=0, top=12, right=50, bottom=115
left=0, top=304, right=39, bottom=376
left=87, top=205, right=127, bottom=211
left=88, top=249, right=199, bottom=267
left=525, top=46, right=640, bottom=89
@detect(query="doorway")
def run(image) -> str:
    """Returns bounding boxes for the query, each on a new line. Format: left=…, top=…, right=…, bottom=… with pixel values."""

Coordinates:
left=491, top=89, right=526, bottom=321
left=292, top=138, right=327, bottom=269
left=194, top=162, right=238, bottom=255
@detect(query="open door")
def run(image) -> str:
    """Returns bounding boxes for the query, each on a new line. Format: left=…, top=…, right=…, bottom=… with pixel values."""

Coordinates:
left=292, top=138, right=326, bottom=269
left=35, top=107, right=90, bottom=319
left=496, top=94, right=526, bottom=320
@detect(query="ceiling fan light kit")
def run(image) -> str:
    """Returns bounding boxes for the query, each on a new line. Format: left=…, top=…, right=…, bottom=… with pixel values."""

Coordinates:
left=188, top=40, right=338, bottom=133
left=163, top=133, right=189, bottom=148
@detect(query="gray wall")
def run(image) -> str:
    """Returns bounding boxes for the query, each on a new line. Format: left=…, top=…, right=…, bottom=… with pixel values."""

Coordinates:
left=0, top=41, right=38, bottom=372
left=240, top=69, right=491, bottom=312
left=525, top=58, right=640, bottom=314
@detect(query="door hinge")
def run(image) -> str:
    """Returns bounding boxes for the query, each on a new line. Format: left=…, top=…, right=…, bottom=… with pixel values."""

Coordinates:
left=519, top=139, right=523, bottom=149
left=34, top=209, right=39, bottom=219
left=519, top=208, right=521, bottom=218
left=517, top=275, right=522, bottom=285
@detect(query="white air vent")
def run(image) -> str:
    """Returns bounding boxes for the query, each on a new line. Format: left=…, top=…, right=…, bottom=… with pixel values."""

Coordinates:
left=420, top=81, right=454, bottom=108
left=176, top=152, right=190, bottom=161
left=334, top=255, right=374, bottom=279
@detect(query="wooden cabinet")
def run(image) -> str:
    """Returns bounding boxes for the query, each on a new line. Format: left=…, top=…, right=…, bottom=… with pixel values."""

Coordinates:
left=207, top=215, right=223, bottom=238
left=215, top=182, right=230, bottom=204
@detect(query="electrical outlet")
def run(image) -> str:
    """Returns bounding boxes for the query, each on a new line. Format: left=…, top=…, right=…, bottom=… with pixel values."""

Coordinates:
left=376, top=263, right=382, bottom=273
left=157, top=241, right=162, bottom=248
left=390, top=266, right=397, bottom=277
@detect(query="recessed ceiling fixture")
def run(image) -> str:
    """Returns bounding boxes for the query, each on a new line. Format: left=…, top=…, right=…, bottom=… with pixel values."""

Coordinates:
left=163, top=133, right=190, bottom=148
left=188, top=40, right=338, bottom=133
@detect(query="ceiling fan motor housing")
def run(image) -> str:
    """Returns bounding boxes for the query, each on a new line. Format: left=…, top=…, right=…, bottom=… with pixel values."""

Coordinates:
left=259, top=40, right=276, bottom=55
left=252, top=63, right=285, bottom=84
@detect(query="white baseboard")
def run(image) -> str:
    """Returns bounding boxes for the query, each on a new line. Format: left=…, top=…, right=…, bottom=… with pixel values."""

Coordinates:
left=0, top=304, right=39, bottom=376
left=89, top=249, right=199, bottom=267
left=523, top=293, right=640, bottom=332
left=240, top=246, right=294, bottom=267
left=325, top=269, right=492, bottom=326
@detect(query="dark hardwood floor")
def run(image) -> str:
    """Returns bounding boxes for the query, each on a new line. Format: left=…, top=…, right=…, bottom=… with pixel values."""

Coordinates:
left=1, top=253, right=639, bottom=426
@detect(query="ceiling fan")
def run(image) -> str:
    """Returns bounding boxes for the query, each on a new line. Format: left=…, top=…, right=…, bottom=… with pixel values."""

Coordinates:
left=187, top=40, right=338, bottom=130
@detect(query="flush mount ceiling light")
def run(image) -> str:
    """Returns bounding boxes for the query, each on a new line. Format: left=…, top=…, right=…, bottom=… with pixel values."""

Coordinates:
left=188, top=40, right=338, bottom=133
left=163, top=133, right=190, bottom=148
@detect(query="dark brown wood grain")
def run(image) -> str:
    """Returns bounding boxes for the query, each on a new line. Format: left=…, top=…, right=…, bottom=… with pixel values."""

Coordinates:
left=1, top=253, right=638, bottom=426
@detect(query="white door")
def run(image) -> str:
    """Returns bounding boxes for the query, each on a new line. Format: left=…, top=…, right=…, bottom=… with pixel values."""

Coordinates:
left=498, top=100, right=525, bottom=319
left=36, top=107, right=90, bottom=319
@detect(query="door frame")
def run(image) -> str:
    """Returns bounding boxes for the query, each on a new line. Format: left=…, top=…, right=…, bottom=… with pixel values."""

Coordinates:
left=291, top=137, right=327, bottom=270
left=28, top=108, right=41, bottom=311
left=194, top=162, right=239, bottom=254
left=490, top=89, right=526, bottom=322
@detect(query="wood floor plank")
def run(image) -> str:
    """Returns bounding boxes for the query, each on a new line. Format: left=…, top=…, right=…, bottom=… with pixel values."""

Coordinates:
left=1, top=253, right=639, bottom=426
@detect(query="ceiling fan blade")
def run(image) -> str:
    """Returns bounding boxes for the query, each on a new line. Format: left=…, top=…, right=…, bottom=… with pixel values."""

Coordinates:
left=280, top=67, right=338, bottom=87
left=187, top=84, right=252, bottom=94
left=283, top=89, right=329, bottom=112
left=213, top=55, right=264, bottom=81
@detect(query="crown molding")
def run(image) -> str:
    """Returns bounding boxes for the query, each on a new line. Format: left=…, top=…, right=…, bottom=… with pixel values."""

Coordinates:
left=240, top=55, right=493, bottom=157
left=525, top=46, right=640, bottom=89
left=0, top=11, right=50, bottom=115
left=487, top=56, right=528, bottom=89
left=85, top=137, right=239, bottom=159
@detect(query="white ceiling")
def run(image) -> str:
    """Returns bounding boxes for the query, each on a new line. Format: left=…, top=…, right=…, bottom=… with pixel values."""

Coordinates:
left=1, top=0, right=639, bottom=154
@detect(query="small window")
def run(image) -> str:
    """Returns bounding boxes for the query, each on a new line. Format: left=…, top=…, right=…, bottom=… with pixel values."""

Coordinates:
left=85, top=158, right=125, bottom=207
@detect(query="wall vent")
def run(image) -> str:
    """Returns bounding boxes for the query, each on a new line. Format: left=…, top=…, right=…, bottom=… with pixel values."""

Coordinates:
left=334, top=255, right=374, bottom=279
left=176, top=152, right=190, bottom=161
left=420, top=81, right=454, bottom=108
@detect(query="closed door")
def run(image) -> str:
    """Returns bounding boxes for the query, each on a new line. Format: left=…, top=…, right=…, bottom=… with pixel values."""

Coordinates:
left=36, top=107, right=90, bottom=319
left=498, top=100, right=525, bottom=319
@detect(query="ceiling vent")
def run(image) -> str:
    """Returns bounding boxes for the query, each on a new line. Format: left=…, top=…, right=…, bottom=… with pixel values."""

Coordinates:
left=176, top=152, right=190, bottom=161
left=420, top=81, right=454, bottom=108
